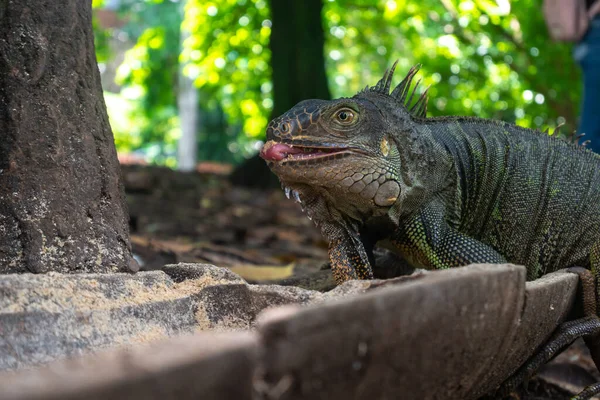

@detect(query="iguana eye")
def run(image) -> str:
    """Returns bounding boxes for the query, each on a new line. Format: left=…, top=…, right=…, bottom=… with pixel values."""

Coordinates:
left=334, top=108, right=356, bottom=125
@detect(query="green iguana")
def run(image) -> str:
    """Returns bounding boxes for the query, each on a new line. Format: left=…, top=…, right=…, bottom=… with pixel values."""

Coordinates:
left=260, top=62, right=600, bottom=399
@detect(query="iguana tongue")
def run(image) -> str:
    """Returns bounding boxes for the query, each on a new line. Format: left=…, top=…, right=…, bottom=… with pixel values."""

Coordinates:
left=260, top=141, right=303, bottom=161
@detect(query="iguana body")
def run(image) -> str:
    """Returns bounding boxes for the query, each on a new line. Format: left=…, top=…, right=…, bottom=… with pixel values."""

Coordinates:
left=261, top=62, right=600, bottom=398
left=260, top=63, right=600, bottom=285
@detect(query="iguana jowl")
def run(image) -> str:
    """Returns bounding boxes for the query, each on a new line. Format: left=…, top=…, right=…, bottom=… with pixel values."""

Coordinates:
left=260, top=62, right=600, bottom=398
left=260, top=62, right=600, bottom=285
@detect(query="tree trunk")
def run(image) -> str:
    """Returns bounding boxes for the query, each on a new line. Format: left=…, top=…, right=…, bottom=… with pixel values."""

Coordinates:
left=230, top=0, right=330, bottom=188
left=177, top=68, right=199, bottom=172
left=0, top=0, right=134, bottom=274
left=177, top=0, right=198, bottom=172
left=268, top=0, right=331, bottom=117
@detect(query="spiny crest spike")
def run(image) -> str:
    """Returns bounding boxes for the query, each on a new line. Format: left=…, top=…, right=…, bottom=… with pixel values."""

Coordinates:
left=570, top=132, right=590, bottom=147
left=358, top=84, right=370, bottom=94
left=410, top=85, right=430, bottom=118
left=371, top=60, right=399, bottom=95
left=384, top=60, right=399, bottom=93
left=567, top=129, right=583, bottom=143
left=365, top=62, right=429, bottom=118
left=390, top=64, right=428, bottom=119
left=405, top=78, right=422, bottom=108
left=391, top=63, right=421, bottom=102
left=373, top=78, right=384, bottom=93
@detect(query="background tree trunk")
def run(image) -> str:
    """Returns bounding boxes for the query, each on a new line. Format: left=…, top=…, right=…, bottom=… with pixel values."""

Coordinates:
left=268, top=0, right=331, bottom=117
left=230, top=0, right=331, bottom=188
left=177, top=0, right=199, bottom=172
left=0, top=0, right=134, bottom=274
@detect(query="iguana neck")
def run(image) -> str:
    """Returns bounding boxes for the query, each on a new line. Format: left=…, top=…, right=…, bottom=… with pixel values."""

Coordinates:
left=382, top=119, right=458, bottom=221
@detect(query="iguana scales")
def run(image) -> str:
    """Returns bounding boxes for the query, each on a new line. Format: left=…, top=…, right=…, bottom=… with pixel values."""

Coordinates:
left=260, top=62, right=600, bottom=399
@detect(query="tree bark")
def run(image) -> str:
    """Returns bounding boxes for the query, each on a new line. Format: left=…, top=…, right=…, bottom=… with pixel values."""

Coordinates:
left=230, top=0, right=330, bottom=188
left=268, top=0, right=331, bottom=117
left=0, top=0, right=134, bottom=273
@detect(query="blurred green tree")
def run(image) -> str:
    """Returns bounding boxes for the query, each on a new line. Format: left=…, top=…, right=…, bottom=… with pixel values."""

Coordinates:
left=95, top=0, right=582, bottom=169
left=107, top=0, right=182, bottom=166
left=321, top=0, right=579, bottom=133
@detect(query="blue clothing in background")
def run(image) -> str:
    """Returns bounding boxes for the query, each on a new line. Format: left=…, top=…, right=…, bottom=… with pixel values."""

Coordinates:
left=574, top=16, right=600, bottom=154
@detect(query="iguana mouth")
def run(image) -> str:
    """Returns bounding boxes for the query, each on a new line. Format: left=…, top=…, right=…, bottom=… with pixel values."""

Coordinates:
left=260, top=141, right=351, bottom=162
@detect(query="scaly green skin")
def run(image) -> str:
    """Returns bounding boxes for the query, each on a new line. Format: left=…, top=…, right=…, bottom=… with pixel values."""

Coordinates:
left=261, top=63, right=600, bottom=285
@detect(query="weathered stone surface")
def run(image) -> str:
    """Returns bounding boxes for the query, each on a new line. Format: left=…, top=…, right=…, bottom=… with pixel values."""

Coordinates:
left=0, top=263, right=376, bottom=371
left=0, top=332, right=257, bottom=400
left=0, top=271, right=197, bottom=371
left=162, top=263, right=244, bottom=283
left=256, top=264, right=578, bottom=400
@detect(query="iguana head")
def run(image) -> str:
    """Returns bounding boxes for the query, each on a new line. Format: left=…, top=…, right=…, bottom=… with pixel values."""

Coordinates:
left=260, top=62, right=430, bottom=221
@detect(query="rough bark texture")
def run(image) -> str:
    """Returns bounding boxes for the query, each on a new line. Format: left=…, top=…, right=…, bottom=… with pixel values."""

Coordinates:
left=230, top=0, right=330, bottom=188
left=0, top=0, right=133, bottom=273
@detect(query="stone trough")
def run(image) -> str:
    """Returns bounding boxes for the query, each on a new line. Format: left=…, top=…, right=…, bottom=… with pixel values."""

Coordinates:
left=0, top=263, right=579, bottom=399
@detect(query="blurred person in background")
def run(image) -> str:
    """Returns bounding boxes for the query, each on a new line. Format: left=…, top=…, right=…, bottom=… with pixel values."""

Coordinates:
left=574, top=0, right=600, bottom=153
left=545, top=0, right=600, bottom=153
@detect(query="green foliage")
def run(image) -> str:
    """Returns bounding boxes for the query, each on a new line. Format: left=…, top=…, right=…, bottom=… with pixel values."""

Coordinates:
left=92, top=0, right=182, bottom=165
left=182, top=0, right=272, bottom=156
left=97, top=0, right=582, bottom=164
left=324, top=0, right=579, bottom=132
left=181, top=0, right=580, bottom=147
left=92, top=0, right=111, bottom=64
left=113, top=0, right=182, bottom=165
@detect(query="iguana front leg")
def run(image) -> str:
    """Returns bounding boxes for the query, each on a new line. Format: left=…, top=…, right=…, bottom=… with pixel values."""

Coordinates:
left=320, top=221, right=374, bottom=284
left=391, top=201, right=506, bottom=269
